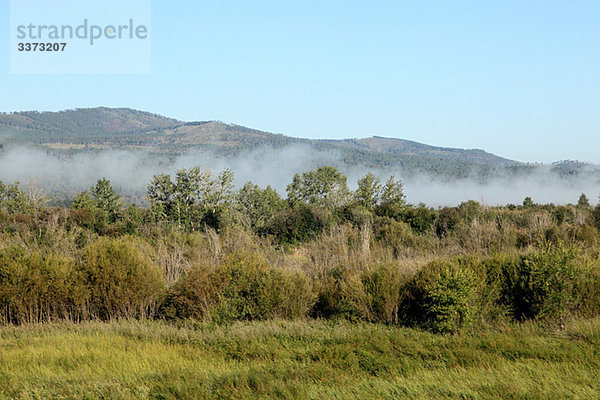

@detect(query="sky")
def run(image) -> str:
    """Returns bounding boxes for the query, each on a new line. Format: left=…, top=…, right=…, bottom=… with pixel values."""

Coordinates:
left=1, top=0, right=599, bottom=164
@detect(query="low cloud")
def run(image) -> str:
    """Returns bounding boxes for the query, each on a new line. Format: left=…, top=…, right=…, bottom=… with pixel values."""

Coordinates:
left=0, top=145, right=598, bottom=206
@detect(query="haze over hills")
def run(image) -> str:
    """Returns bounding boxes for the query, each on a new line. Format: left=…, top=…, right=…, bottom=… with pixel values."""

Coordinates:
left=0, top=107, right=599, bottom=207
left=0, top=107, right=527, bottom=177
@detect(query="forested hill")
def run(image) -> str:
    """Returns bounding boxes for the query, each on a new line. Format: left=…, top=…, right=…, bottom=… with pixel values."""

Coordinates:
left=0, top=107, right=592, bottom=179
left=0, top=108, right=181, bottom=139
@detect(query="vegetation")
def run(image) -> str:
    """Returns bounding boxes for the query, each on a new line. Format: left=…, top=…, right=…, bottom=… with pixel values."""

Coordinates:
left=1, top=319, right=600, bottom=399
left=0, top=166, right=599, bottom=329
left=1, top=165, right=600, bottom=397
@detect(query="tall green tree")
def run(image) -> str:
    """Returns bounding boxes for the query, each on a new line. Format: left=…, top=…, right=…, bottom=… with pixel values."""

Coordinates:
left=71, top=190, right=97, bottom=212
left=0, top=181, right=33, bottom=214
left=236, top=182, right=286, bottom=230
left=91, top=178, right=121, bottom=222
left=147, top=167, right=235, bottom=231
left=375, top=175, right=406, bottom=218
left=523, top=197, right=535, bottom=208
left=355, top=173, right=381, bottom=208
left=577, top=193, right=590, bottom=208
left=147, top=174, right=175, bottom=222
left=381, top=176, right=405, bottom=208
left=287, top=166, right=349, bottom=210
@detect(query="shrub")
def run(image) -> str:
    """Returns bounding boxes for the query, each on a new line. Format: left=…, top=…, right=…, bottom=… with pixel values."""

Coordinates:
left=161, top=252, right=315, bottom=322
left=337, top=271, right=371, bottom=321
left=361, top=263, right=407, bottom=324
left=570, top=224, right=599, bottom=248
left=311, top=266, right=347, bottom=319
left=469, top=253, right=519, bottom=322
left=404, top=260, right=479, bottom=333
left=503, top=243, right=581, bottom=321
left=592, top=203, right=600, bottom=228
left=372, top=217, right=418, bottom=255
left=210, top=253, right=282, bottom=322
left=339, top=203, right=373, bottom=227
left=573, top=254, right=600, bottom=318
left=80, top=237, right=165, bottom=320
left=400, top=205, right=436, bottom=235
left=435, top=207, right=460, bottom=238
left=0, top=247, right=86, bottom=324
left=265, top=204, right=332, bottom=245
left=158, top=263, right=216, bottom=320
left=313, top=263, right=408, bottom=324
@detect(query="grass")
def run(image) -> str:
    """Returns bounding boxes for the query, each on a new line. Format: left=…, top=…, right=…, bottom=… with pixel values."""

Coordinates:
left=0, top=319, right=599, bottom=399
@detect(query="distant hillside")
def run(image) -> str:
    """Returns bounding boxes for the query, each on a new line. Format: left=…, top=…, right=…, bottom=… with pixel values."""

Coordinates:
left=321, top=136, right=514, bottom=167
left=0, top=107, right=594, bottom=180
left=0, top=108, right=181, bottom=140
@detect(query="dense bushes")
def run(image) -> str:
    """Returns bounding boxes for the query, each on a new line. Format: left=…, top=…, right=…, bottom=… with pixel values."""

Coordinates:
left=1, top=173, right=600, bottom=333
left=0, top=247, right=85, bottom=324
left=312, top=263, right=407, bottom=324
left=309, top=245, right=600, bottom=333
left=0, top=238, right=165, bottom=324
left=160, top=252, right=315, bottom=322
left=264, top=204, right=333, bottom=245
left=81, top=237, right=165, bottom=319
left=502, top=244, right=581, bottom=321
left=403, top=260, right=480, bottom=333
left=1, top=233, right=600, bottom=332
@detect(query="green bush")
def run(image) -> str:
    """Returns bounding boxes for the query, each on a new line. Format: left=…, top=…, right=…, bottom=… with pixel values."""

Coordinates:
left=161, top=252, right=315, bottom=322
left=80, top=237, right=165, bottom=320
left=0, top=247, right=86, bottom=324
left=400, top=206, right=436, bottom=235
left=339, top=203, right=373, bottom=227
left=158, top=263, right=216, bottom=320
left=469, top=253, right=519, bottom=323
left=404, top=260, right=480, bottom=333
left=435, top=207, right=460, bottom=238
left=503, top=243, right=581, bottom=321
left=265, top=204, right=332, bottom=245
left=313, top=263, right=407, bottom=324
left=361, top=263, right=407, bottom=324
left=372, top=217, right=420, bottom=255
left=573, top=254, right=600, bottom=318
left=311, top=266, right=374, bottom=321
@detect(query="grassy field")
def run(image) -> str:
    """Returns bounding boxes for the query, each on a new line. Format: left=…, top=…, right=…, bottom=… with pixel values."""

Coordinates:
left=0, top=319, right=599, bottom=399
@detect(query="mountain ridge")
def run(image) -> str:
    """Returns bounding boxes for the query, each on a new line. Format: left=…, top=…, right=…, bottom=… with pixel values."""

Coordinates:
left=0, top=107, right=512, bottom=158
left=0, top=107, right=595, bottom=180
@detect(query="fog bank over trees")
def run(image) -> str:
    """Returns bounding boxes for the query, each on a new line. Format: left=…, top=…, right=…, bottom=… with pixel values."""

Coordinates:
left=0, top=145, right=598, bottom=206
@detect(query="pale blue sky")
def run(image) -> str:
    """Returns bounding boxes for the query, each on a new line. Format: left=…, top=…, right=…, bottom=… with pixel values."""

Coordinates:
left=1, top=1, right=599, bottom=163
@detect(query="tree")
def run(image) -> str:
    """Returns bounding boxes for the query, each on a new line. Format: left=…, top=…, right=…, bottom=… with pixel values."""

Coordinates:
left=147, top=174, right=174, bottom=204
left=236, top=182, right=286, bottom=230
left=381, top=176, right=405, bottom=208
left=0, top=180, right=33, bottom=214
left=374, top=175, right=406, bottom=218
left=577, top=193, right=590, bottom=208
left=90, top=178, right=121, bottom=222
left=523, top=197, right=535, bottom=208
left=355, top=173, right=381, bottom=208
left=286, top=166, right=349, bottom=210
left=71, top=190, right=97, bottom=212
left=147, top=174, right=175, bottom=222
left=594, top=195, right=600, bottom=230
left=147, top=167, right=235, bottom=231
left=203, top=169, right=235, bottom=212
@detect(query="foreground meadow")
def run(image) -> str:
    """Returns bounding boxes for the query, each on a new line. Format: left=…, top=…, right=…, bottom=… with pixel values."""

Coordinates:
left=0, top=319, right=599, bottom=399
